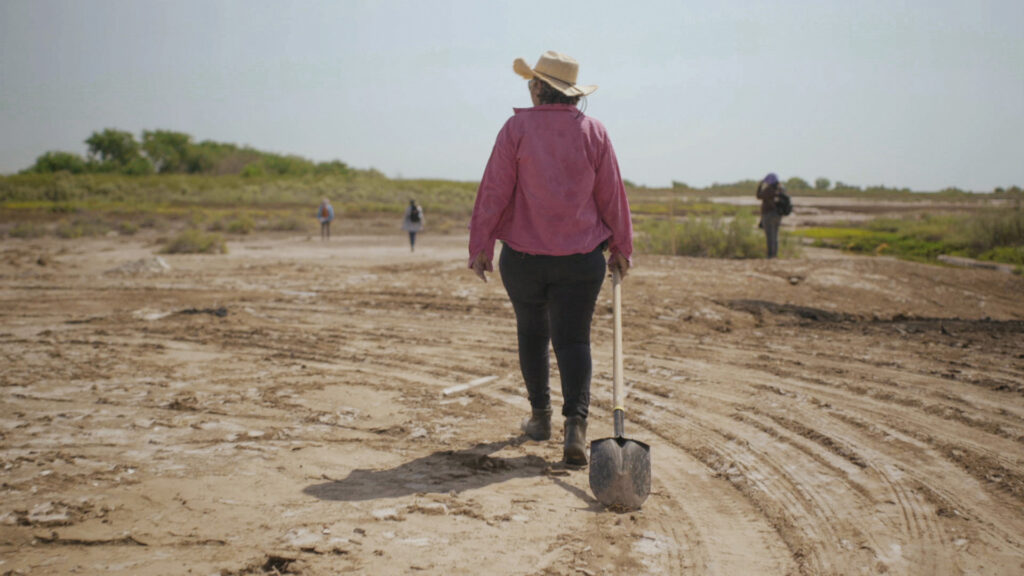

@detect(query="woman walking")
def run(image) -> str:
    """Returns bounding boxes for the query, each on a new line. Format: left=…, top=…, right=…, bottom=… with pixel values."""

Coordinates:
left=468, top=51, right=633, bottom=466
left=402, top=199, right=424, bottom=252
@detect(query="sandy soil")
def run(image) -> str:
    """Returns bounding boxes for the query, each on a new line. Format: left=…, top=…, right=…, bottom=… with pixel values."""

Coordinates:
left=1, top=228, right=1023, bottom=575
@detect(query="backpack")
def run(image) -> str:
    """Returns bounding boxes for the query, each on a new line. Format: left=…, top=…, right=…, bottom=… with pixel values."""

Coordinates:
left=320, top=205, right=330, bottom=220
left=409, top=205, right=421, bottom=223
left=775, top=191, right=792, bottom=216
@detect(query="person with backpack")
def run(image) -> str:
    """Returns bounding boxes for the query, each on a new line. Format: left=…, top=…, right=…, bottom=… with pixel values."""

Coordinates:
left=402, top=199, right=424, bottom=252
left=317, top=198, right=335, bottom=241
left=469, top=51, right=633, bottom=466
left=756, top=173, right=790, bottom=258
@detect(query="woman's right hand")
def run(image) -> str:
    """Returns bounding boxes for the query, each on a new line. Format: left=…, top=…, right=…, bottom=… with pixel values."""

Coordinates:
left=471, top=252, right=491, bottom=283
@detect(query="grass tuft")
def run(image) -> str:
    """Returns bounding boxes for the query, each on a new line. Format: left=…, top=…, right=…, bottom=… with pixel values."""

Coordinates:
left=226, top=216, right=254, bottom=235
left=161, top=229, right=227, bottom=254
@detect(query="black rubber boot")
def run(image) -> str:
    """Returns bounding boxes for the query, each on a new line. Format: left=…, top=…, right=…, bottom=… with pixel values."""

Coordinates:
left=522, top=406, right=552, bottom=441
left=563, top=416, right=588, bottom=466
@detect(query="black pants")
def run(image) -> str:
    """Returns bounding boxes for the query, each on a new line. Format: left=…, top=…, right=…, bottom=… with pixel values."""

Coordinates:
left=499, top=244, right=606, bottom=419
left=321, top=221, right=330, bottom=240
left=762, top=211, right=781, bottom=258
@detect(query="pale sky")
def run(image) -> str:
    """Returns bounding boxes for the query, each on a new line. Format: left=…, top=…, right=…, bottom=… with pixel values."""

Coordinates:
left=1, top=0, right=1022, bottom=191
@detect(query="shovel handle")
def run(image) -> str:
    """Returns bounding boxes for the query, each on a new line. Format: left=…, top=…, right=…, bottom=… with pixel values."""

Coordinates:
left=612, top=270, right=625, bottom=438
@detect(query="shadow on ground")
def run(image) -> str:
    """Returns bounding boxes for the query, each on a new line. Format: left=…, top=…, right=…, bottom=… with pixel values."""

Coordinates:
left=303, top=439, right=550, bottom=502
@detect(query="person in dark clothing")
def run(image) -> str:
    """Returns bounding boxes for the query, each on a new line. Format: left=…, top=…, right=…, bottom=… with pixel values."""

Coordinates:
left=756, top=173, right=785, bottom=258
left=402, top=199, right=424, bottom=252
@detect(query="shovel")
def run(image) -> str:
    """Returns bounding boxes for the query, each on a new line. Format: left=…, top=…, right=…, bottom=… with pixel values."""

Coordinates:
left=589, top=270, right=651, bottom=510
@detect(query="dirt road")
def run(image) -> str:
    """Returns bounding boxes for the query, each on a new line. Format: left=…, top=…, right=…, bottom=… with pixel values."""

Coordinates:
left=2, top=230, right=1022, bottom=575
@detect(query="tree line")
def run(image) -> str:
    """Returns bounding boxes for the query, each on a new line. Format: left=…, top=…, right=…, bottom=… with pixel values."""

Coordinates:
left=23, top=129, right=353, bottom=178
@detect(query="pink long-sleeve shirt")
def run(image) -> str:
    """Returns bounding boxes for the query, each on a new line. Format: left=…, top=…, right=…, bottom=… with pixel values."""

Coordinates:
left=468, top=104, right=633, bottom=268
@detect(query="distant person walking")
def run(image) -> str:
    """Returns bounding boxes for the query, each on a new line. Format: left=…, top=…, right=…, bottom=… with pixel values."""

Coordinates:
left=317, top=198, right=335, bottom=241
left=756, top=173, right=785, bottom=258
left=402, top=199, right=424, bottom=252
left=469, top=51, right=633, bottom=466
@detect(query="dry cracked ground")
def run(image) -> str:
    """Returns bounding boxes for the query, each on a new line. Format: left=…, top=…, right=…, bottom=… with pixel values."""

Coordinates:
left=1, top=227, right=1022, bottom=575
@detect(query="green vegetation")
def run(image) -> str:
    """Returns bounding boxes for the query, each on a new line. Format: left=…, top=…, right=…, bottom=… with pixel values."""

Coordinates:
left=161, top=229, right=227, bottom=254
left=629, top=181, right=1021, bottom=264
left=118, top=221, right=138, bottom=236
left=0, top=171, right=479, bottom=223
left=226, top=215, right=254, bottom=235
left=629, top=197, right=742, bottom=218
left=636, top=212, right=786, bottom=259
left=5, top=128, right=1022, bottom=269
left=9, top=222, right=46, bottom=238
left=649, top=178, right=1022, bottom=200
left=793, top=208, right=1024, bottom=267
left=264, top=214, right=309, bottom=232
left=55, top=217, right=111, bottom=239
left=21, top=128, right=357, bottom=178
left=30, top=151, right=88, bottom=174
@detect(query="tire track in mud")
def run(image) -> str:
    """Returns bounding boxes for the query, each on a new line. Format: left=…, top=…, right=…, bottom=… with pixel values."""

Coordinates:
left=751, top=353, right=1024, bottom=440
left=745, top=355, right=1024, bottom=508
left=634, top=424, right=795, bottom=575
left=653, top=344, right=1024, bottom=571
left=615, top=351, right=973, bottom=575
left=735, top=400, right=957, bottom=575
left=626, top=391, right=860, bottom=575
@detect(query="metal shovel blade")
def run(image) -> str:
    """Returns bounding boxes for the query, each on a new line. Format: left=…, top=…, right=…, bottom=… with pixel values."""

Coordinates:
left=589, top=435, right=651, bottom=510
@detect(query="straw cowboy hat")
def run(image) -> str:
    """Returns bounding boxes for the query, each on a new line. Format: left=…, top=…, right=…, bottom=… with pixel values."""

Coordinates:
left=513, top=51, right=597, bottom=97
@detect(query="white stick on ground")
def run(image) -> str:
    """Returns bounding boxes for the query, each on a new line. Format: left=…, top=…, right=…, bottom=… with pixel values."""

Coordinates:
left=442, top=375, right=498, bottom=396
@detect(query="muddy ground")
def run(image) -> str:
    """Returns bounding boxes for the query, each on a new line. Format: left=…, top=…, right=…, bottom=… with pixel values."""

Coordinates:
left=1, top=224, right=1022, bottom=575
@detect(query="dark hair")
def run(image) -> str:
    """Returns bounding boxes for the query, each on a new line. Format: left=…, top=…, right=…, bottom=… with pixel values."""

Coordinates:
left=536, top=79, right=582, bottom=106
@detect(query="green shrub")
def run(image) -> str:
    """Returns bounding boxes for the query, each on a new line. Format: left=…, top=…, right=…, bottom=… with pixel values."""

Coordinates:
left=117, top=221, right=139, bottom=236
left=978, top=246, right=1024, bottom=266
left=25, top=151, right=87, bottom=174
left=122, top=157, right=155, bottom=176
left=161, top=229, right=226, bottom=254
left=264, top=215, right=308, bottom=232
left=187, top=210, right=207, bottom=229
left=56, top=218, right=109, bottom=238
left=226, top=216, right=254, bottom=234
left=9, top=222, right=46, bottom=238
left=638, top=212, right=764, bottom=258
left=240, top=163, right=265, bottom=178
left=967, top=207, right=1024, bottom=253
